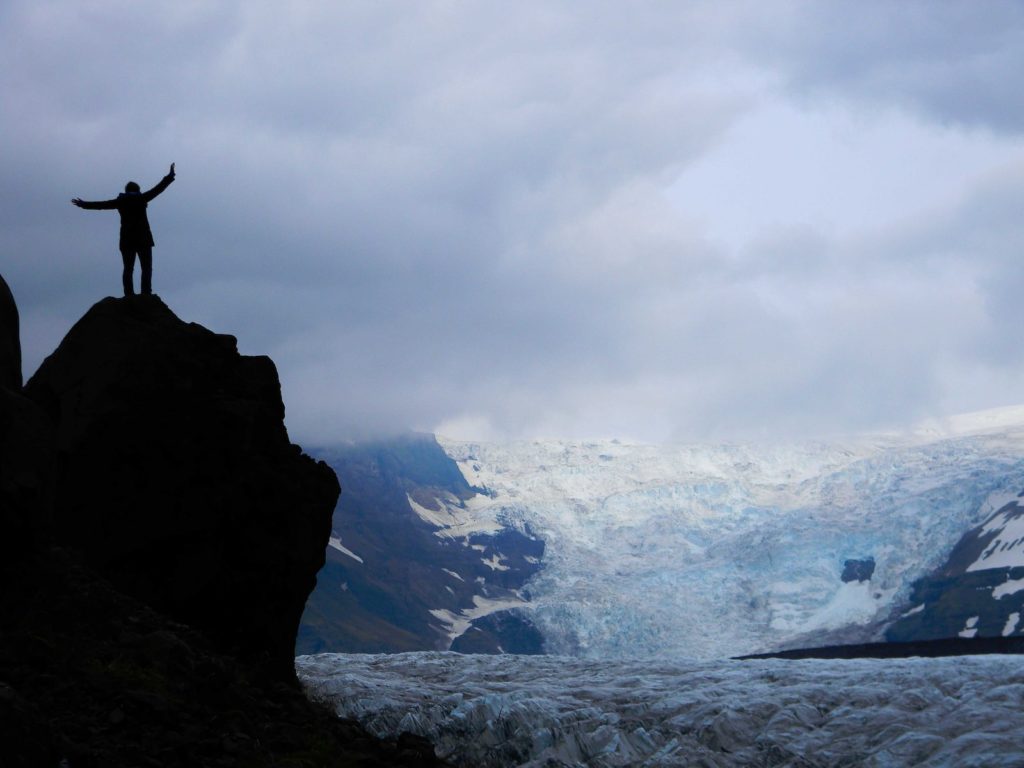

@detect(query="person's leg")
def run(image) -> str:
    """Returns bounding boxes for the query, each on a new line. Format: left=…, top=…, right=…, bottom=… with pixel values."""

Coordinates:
left=120, top=248, right=136, bottom=296
left=138, top=247, right=153, bottom=295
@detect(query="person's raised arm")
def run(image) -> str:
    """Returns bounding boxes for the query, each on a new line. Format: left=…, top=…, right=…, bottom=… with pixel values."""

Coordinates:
left=142, top=162, right=175, bottom=202
left=71, top=197, right=118, bottom=210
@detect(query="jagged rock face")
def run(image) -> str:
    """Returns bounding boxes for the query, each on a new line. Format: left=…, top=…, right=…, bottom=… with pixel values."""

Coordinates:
left=0, top=274, right=21, bottom=390
left=24, top=295, right=339, bottom=676
left=0, top=273, right=53, bottom=564
left=0, top=387, right=54, bottom=559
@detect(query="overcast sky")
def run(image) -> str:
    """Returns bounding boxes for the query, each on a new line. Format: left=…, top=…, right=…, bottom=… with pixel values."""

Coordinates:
left=3, top=1, right=1024, bottom=444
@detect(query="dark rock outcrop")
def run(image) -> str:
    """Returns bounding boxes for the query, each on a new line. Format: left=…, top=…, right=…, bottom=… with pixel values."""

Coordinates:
left=886, top=567, right=1024, bottom=642
left=23, top=295, right=339, bottom=677
left=885, top=496, right=1024, bottom=643
left=0, top=385, right=53, bottom=559
left=0, top=274, right=53, bottom=563
left=737, top=635, right=1024, bottom=660
left=0, top=282, right=449, bottom=766
left=841, top=557, right=875, bottom=583
left=0, top=274, right=21, bottom=389
left=0, top=546, right=445, bottom=767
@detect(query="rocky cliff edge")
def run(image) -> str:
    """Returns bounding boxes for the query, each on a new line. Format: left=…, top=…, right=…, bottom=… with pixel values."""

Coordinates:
left=0, top=283, right=444, bottom=766
left=24, top=294, right=340, bottom=677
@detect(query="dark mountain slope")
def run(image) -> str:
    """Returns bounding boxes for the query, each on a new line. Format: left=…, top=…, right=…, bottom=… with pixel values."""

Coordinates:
left=886, top=494, right=1024, bottom=643
left=299, top=434, right=544, bottom=655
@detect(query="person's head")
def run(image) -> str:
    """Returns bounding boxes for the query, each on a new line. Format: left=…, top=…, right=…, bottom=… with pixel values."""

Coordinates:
left=124, top=181, right=141, bottom=194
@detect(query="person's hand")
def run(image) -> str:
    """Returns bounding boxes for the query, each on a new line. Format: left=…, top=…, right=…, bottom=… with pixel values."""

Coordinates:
left=71, top=198, right=84, bottom=207
left=168, top=162, right=175, bottom=179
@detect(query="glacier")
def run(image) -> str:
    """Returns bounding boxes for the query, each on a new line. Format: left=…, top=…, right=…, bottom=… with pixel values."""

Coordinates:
left=297, top=651, right=1024, bottom=767
left=432, top=407, right=1024, bottom=657
left=298, top=410, right=1024, bottom=767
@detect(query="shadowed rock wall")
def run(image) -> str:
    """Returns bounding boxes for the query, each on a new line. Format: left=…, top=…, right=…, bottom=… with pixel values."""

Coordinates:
left=0, top=274, right=53, bottom=563
left=0, top=281, right=451, bottom=766
left=0, top=274, right=21, bottom=390
left=24, top=295, right=339, bottom=677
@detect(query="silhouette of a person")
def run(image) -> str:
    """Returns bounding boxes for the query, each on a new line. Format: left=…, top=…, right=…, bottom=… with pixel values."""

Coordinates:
left=72, top=163, right=176, bottom=296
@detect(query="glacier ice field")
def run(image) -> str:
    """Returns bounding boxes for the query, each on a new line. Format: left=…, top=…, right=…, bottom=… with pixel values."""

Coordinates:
left=303, top=409, right=1024, bottom=766
left=297, top=651, right=1024, bottom=767
left=433, top=409, right=1024, bottom=658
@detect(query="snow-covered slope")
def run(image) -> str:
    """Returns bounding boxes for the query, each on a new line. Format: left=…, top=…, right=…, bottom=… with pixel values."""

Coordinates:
left=886, top=493, right=1024, bottom=643
left=965, top=502, right=1024, bottom=573
left=437, top=407, right=1024, bottom=658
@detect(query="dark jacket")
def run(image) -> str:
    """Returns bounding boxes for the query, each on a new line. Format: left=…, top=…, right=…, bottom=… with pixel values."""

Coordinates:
left=77, top=173, right=175, bottom=249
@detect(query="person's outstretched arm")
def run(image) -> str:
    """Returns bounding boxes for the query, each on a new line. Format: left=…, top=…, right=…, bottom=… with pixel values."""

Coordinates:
left=71, top=197, right=118, bottom=210
left=142, top=162, right=175, bottom=202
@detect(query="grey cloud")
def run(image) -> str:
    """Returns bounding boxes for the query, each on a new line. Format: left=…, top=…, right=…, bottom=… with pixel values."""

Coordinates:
left=747, top=1, right=1024, bottom=134
left=3, top=2, right=1024, bottom=444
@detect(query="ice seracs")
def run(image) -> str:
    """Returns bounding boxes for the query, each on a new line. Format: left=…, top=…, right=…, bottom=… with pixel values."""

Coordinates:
left=438, top=405, right=1024, bottom=658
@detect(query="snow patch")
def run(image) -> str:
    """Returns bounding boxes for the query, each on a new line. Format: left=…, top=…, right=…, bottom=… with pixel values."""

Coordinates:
left=406, top=493, right=504, bottom=539
left=900, top=603, right=925, bottom=618
left=481, top=553, right=510, bottom=572
left=959, top=616, right=980, bottom=639
left=977, top=489, right=1024, bottom=520
left=441, top=568, right=464, bottom=582
left=1003, top=612, right=1020, bottom=637
left=429, top=595, right=528, bottom=646
left=967, top=506, right=1024, bottom=572
left=328, top=535, right=364, bottom=564
left=993, top=576, right=1024, bottom=600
